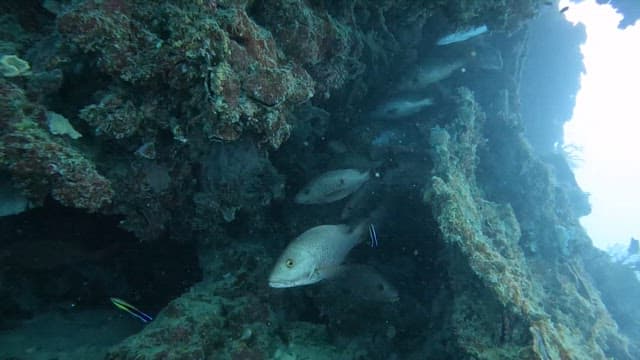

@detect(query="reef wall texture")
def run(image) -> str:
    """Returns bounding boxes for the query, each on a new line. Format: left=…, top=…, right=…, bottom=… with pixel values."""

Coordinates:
left=0, top=0, right=542, bottom=239
left=426, top=88, right=634, bottom=359
left=3, top=0, right=640, bottom=359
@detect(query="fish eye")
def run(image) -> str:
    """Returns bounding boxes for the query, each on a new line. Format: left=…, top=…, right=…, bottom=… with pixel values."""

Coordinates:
left=285, top=258, right=295, bottom=268
left=377, top=284, right=385, bottom=291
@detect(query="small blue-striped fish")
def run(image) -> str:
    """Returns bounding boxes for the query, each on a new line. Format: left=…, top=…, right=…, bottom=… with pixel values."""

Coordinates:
left=110, top=297, right=153, bottom=323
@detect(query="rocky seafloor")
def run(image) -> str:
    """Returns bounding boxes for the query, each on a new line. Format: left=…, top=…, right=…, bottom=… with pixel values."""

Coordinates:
left=2, top=0, right=640, bottom=359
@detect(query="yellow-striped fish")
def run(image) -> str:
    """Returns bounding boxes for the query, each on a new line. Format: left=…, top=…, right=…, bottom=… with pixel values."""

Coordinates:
left=110, top=297, right=153, bottom=323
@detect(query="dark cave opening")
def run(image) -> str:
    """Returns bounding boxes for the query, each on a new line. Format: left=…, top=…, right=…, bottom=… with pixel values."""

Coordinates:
left=0, top=196, right=202, bottom=330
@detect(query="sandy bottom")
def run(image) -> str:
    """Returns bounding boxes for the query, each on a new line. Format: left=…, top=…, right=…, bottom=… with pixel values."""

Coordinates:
left=0, top=308, right=141, bottom=360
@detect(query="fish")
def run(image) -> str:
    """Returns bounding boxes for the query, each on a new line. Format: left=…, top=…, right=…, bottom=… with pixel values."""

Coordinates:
left=110, top=297, right=153, bottom=323
left=370, top=96, right=435, bottom=120
left=470, top=43, right=503, bottom=71
left=436, top=25, right=488, bottom=46
left=368, top=224, right=378, bottom=248
left=329, top=265, right=399, bottom=303
left=268, top=222, right=367, bottom=288
left=295, top=169, right=370, bottom=204
left=393, top=58, right=466, bottom=94
left=392, top=45, right=501, bottom=96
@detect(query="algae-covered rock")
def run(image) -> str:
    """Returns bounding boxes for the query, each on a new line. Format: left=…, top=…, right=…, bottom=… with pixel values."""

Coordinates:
left=424, top=88, right=636, bottom=359
left=0, top=79, right=114, bottom=211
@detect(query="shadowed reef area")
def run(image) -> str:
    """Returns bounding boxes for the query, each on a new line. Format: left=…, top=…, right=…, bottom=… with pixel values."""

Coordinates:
left=2, top=0, right=640, bottom=359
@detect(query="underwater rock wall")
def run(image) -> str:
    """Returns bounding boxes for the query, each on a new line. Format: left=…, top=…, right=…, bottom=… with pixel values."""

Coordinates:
left=0, top=78, right=115, bottom=211
left=4, top=0, right=640, bottom=359
left=425, top=88, right=636, bottom=359
left=2, top=0, right=317, bottom=240
left=0, top=0, right=541, bottom=239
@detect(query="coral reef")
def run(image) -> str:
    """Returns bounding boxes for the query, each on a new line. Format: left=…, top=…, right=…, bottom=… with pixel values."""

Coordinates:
left=0, top=78, right=113, bottom=211
left=105, top=242, right=365, bottom=360
left=3, top=0, right=640, bottom=359
left=0, top=0, right=545, bottom=238
left=55, top=0, right=315, bottom=147
left=48, top=0, right=321, bottom=237
left=193, top=139, right=284, bottom=224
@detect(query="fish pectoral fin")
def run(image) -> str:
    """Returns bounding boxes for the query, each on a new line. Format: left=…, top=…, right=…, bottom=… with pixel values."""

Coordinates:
left=307, top=265, right=347, bottom=283
left=324, top=188, right=346, bottom=198
left=318, top=265, right=346, bottom=280
left=308, top=266, right=318, bottom=280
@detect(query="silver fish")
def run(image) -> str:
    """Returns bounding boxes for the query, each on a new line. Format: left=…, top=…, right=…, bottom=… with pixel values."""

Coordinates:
left=436, top=25, right=488, bottom=46
left=330, top=265, right=399, bottom=303
left=268, top=223, right=366, bottom=288
left=370, top=96, right=434, bottom=120
left=295, top=169, right=370, bottom=204
left=393, top=58, right=465, bottom=94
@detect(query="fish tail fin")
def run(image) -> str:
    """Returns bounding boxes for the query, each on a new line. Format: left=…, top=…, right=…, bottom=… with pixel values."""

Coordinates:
left=349, top=206, right=387, bottom=247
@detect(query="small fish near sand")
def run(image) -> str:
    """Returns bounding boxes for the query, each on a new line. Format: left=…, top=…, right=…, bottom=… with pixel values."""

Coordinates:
left=110, top=297, right=153, bottom=323
left=268, top=222, right=367, bottom=288
left=295, top=169, right=370, bottom=204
